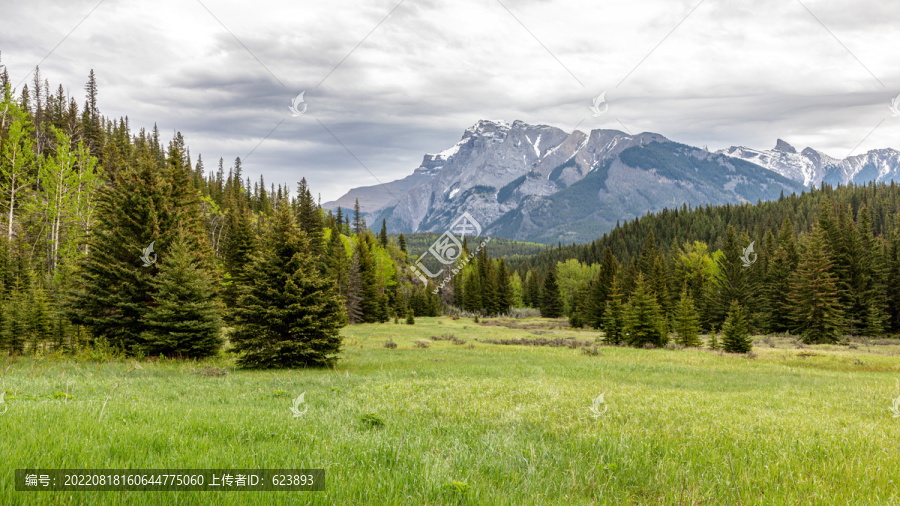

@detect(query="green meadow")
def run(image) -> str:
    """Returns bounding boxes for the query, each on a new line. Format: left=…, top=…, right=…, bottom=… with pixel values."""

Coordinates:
left=2, top=317, right=900, bottom=505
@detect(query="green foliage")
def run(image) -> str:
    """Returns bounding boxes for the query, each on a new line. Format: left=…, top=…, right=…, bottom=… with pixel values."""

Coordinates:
left=721, top=301, right=752, bottom=353
left=540, top=270, right=564, bottom=318
left=229, top=202, right=345, bottom=368
left=139, top=234, right=223, bottom=358
left=406, top=309, right=415, bottom=325
left=622, top=274, right=667, bottom=348
left=673, top=286, right=701, bottom=347
left=788, top=227, right=843, bottom=344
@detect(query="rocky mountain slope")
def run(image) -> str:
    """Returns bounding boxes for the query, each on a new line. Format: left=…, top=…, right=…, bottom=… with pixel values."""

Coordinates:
left=326, top=121, right=897, bottom=244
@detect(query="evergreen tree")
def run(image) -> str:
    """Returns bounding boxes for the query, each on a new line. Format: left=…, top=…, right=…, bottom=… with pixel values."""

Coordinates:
left=296, top=178, right=323, bottom=258
left=398, top=234, right=407, bottom=255
left=587, top=247, right=617, bottom=328
left=709, top=225, right=753, bottom=325
left=540, top=269, right=564, bottom=318
left=495, top=259, right=512, bottom=315
left=379, top=219, right=388, bottom=248
left=721, top=301, right=752, bottom=353
left=622, top=274, right=667, bottom=348
left=68, top=137, right=212, bottom=352
left=230, top=202, right=344, bottom=368
left=345, top=252, right=363, bottom=324
left=673, top=286, right=701, bottom=347
left=352, top=198, right=366, bottom=234
left=764, top=218, right=799, bottom=332
left=600, top=275, right=625, bottom=344
left=140, top=234, right=223, bottom=358
left=787, top=227, right=844, bottom=344
left=355, top=235, right=382, bottom=323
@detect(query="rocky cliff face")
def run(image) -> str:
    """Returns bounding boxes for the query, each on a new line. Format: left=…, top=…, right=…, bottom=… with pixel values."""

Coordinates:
left=718, top=140, right=900, bottom=188
left=326, top=121, right=900, bottom=243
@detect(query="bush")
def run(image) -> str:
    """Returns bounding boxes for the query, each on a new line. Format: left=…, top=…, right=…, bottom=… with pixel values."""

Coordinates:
left=406, top=310, right=415, bottom=325
left=359, top=413, right=385, bottom=429
left=507, top=307, right=541, bottom=319
left=414, top=340, right=430, bottom=348
left=383, top=340, right=397, bottom=349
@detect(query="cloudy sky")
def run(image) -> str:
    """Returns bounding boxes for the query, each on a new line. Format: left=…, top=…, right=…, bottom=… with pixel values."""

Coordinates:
left=2, top=0, right=899, bottom=201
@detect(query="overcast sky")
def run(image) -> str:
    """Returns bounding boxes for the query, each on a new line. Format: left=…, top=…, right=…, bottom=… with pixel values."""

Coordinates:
left=2, top=0, right=899, bottom=201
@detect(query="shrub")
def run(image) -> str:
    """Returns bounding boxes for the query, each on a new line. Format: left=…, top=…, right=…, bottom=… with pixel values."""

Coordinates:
left=358, top=413, right=385, bottom=429
left=414, top=340, right=430, bottom=348
left=406, top=310, right=415, bottom=325
left=383, top=340, right=397, bottom=349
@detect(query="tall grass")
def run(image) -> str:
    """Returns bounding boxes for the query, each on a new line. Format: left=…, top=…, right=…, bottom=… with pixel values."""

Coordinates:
left=1, top=317, right=899, bottom=504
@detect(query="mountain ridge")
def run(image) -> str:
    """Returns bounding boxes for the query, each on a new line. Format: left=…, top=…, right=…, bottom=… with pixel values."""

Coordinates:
left=324, top=120, right=895, bottom=244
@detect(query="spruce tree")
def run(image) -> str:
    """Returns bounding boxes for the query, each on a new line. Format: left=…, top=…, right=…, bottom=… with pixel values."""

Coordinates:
left=787, top=227, right=844, bottom=344
left=495, top=259, right=512, bottom=315
left=352, top=198, right=366, bottom=234
left=588, top=247, right=617, bottom=328
left=398, top=234, right=407, bottom=255
left=622, top=274, right=667, bottom=348
left=721, top=301, right=752, bottom=353
left=379, top=219, right=388, bottom=248
left=68, top=136, right=212, bottom=352
left=355, top=235, right=382, bottom=323
left=673, top=286, right=701, bottom=347
left=296, top=178, right=323, bottom=258
left=600, top=275, right=625, bottom=344
left=230, top=202, right=344, bottom=368
left=540, top=269, right=564, bottom=318
left=709, top=225, right=753, bottom=325
left=140, top=234, right=223, bottom=358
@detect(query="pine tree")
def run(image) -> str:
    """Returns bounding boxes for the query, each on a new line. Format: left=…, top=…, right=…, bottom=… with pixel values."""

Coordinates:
left=345, top=252, right=363, bottom=324
left=721, top=301, right=752, bottom=353
left=352, top=198, right=366, bottom=234
left=622, top=274, right=667, bottom=348
left=540, top=269, right=564, bottom=318
left=379, top=219, right=388, bottom=248
left=296, top=178, right=323, bottom=258
left=600, top=275, right=625, bottom=344
left=68, top=136, right=212, bottom=352
left=140, top=234, right=223, bottom=358
left=787, top=227, right=843, bottom=344
left=673, top=286, right=701, bottom=347
left=764, top=218, right=799, bottom=332
left=230, top=202, right=344, bottom=368
left=355, top=235, right=381, bottom=323
left=398, top=234, right=407, bottom=255
left=495, top=259, right=512, bottom=315
left=709, top=225, right=753, bottom=325
left=587, top=247, right=617, bottom=328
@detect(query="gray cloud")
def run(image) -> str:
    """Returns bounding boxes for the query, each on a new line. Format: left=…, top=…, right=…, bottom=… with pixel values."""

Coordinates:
left=2, top=0, right=899, bottom=201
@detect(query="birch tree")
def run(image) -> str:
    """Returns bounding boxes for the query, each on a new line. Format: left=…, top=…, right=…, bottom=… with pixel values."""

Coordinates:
left=0, top=86, right=35, bottom=240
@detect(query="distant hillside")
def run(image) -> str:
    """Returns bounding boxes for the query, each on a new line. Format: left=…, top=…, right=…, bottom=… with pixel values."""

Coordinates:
left=506, top=181, right=900, bottom=274
left=394, top=233, right=548, bottom=261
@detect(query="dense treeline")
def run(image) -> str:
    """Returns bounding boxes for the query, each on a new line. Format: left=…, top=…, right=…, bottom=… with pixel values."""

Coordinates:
left=0, top=65, right=441, bottom=366
left=512, top=183, right=900, bottom=347
left=400, top=233, right=548, bottom=261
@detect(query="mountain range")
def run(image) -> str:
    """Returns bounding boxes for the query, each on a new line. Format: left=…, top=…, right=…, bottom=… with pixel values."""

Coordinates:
left=324, top=120, right=900, bottom=244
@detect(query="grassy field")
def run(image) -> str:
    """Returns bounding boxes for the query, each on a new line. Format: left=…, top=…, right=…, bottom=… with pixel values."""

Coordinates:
left=2, top=316, right=900, bottom=505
